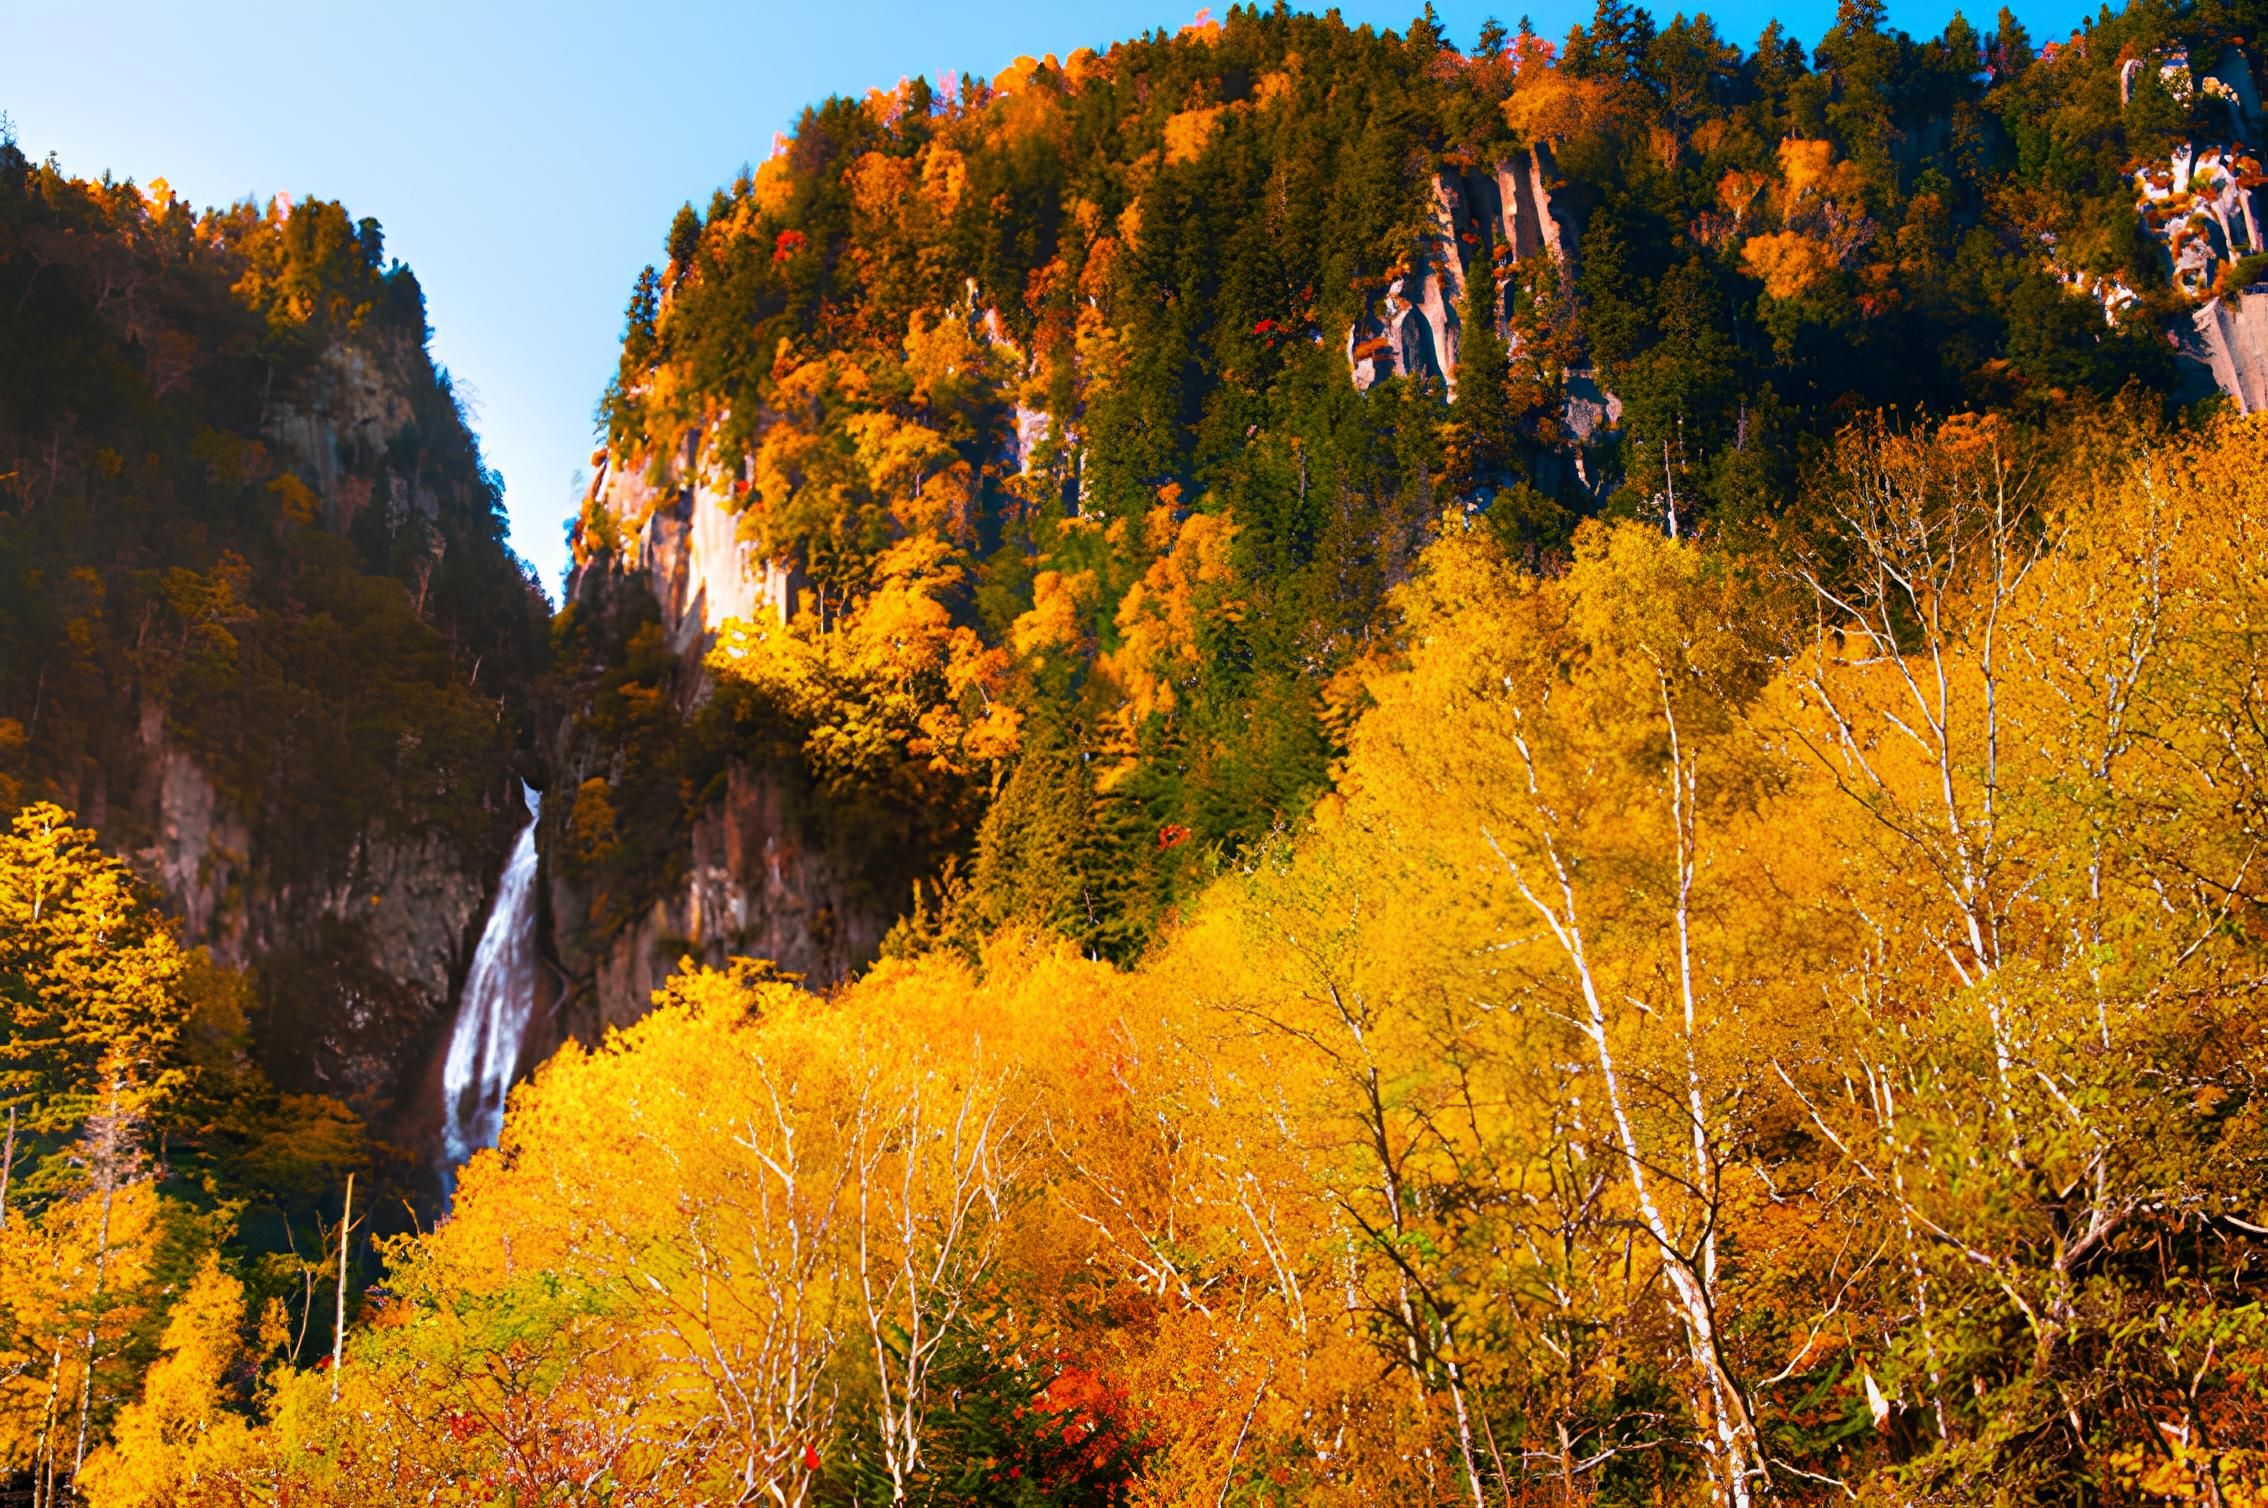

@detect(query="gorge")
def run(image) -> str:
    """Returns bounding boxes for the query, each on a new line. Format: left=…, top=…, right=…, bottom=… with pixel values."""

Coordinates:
left=11, top=0, right=2268, bottom=1497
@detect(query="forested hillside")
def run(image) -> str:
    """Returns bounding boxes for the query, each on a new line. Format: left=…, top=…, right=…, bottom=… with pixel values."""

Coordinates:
left=10, top=0, right=2268, bottom=1499
left=0, top=125, right=550, bottom=1117
left=96, top=415, right=2268, bottom=1502
left=555, top=0, right=2264, bottom=1002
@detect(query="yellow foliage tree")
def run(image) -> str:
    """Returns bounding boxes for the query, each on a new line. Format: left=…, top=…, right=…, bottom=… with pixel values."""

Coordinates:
left=77, top=1255, right=257, bottom=1507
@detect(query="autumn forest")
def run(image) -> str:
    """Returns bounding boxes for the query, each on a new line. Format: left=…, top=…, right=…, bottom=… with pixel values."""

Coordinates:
left=8, top=0, right=2268, bottom=1501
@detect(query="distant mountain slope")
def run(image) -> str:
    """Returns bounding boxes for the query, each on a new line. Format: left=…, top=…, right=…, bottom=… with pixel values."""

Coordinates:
left=554, top=0, right=2265, bottom=1003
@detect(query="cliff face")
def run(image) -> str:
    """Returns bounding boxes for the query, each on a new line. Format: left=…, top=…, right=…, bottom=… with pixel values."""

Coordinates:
left=2085, top=45, right=2268, bottom=407
left=553, top=759, right=889, bottom=1039
left=540, top=442, right=896, bottom=1040
left=588, top=432, right=796, bottom=655
left=1346, top=147, right=1618, bottom=481
left=119, top=317, right=532, bottom=1120
left=2183, top=288, right=2268, bottom=411
left=0, top=172, right=549, bottom=1133
left=1346, top=147, right=1576, bottom=394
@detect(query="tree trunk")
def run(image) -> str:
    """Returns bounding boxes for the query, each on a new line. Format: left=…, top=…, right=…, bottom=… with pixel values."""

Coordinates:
left=333, top=1171, right=354, bottom=1403
left=72, top=1073, right=124, bottom=1481
left=1, top=1104, right=16, bottom=1228
left=32, top=1339, right=61, bottom=1508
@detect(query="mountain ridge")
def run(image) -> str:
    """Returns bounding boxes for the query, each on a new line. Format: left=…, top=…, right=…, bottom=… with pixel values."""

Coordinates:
left=550, top=0, right=2268, bottom=1008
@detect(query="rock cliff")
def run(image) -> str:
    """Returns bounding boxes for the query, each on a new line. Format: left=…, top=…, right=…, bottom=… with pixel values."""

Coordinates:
left=2084, top=45, right=2268, bottom=405
left=1347, top=148, right=1577, bottom=393
left=1346, top=145, right=1616, bottom=480
left=0, top=173, right=548, bottom=1136
left=139, top=317, right=538, bottom=1123
left=541, top=437, right=901, bottom=1042
left=2183, top=287, right=2268, bottom=411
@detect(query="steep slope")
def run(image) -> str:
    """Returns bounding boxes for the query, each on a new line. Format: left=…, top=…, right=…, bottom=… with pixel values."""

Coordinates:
left=0, top=138, right=550, bottom=1131
left=549, top=2, right=2261, bottom=1018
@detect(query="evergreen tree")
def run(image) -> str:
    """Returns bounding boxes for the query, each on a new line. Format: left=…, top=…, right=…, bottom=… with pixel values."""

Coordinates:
left=971, top=729, right=1110, bottom=953
left=620, top=265, right=660, bottom=372
left=666, top=203, right=701, bottom=278
left=1446, top=264, right=1517, bottom=504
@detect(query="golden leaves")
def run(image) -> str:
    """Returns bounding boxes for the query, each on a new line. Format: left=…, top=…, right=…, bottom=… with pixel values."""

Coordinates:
left=1775, top=136, right=1836, bottom=197
left=1101, top=506, right=1238, bottom=734
left=76, top=1256, right=257, bottom=1508
left=1718, top=167, right=1769, bottom=221
left=1161, top=105, right=1224, bottom=166
left=127, top=414, right=2268, bottom=1500
left=712, top=534, right=1018, bottom=792
left=1741, top=229, right=1834, bottom=299
left=1716, top=138, right=1877, bottom=299
left=1010, top=567, right=1099, bottom=658
left=266, top=471, right=319, bottom=525
left=1502, top=70, right=1628, bottom=145
left=920, top=144, right=967, bottom=217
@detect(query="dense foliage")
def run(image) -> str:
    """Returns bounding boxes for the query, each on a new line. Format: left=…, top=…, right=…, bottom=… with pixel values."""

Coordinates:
left=0, top=134, right=551, bottom=1501
left=13, top=0, right=2268, bottom=1500
left=0, top=805, right=364, bottom=1504
left=91, top=409, right=2268, bottom=1503
left=0, top=130, right=548, bottom=845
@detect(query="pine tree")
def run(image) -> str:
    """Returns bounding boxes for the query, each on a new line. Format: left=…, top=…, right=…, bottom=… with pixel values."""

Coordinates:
left=970, top=730, right=1110, bottom=953
left=666, top=203, right=701, bottom=280
left=621, top=266, right=660, bottom=371
left=1446, top=262, right=1516, bottom=505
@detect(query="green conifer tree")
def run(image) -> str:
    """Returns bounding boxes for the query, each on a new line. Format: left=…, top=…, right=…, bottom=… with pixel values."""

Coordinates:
left=1447, top=264, right=1517, bottom=504
left=666, top=204, right=701, bottom=279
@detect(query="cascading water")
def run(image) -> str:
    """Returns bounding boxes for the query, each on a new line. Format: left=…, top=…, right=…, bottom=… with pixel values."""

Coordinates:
left=440, top=781, right=542, bottom=1177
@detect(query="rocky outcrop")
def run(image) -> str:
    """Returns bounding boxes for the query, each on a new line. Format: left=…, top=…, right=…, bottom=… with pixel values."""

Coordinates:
left=73, top=322, right=538, bottom=1125
left=122, top=676, right=507, bottom=1115
left=1496, top=145, right=1576, bottom=266
left=2182, top=288, right=2268, bottom=411
left=551, top=761, right=890, bottom=1041
left=143, top=693, right=251, bottom=948
left=2099, top=47, right=2268, bottom=408
left=263, top=337, right=424, bottom=530
left=1348, top=146, right=1579, bottom=395
left=1345, top=145, right=1615, bottom=494
left=546, top=436, right=901, bottom=1038
left=260, top=822, right=499, bottom=1111
left=2135, top=141, right=2266, bottom=299
left=589, top=429, right=798, bottom=661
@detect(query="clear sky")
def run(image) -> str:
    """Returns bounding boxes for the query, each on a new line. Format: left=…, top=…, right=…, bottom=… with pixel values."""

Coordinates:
left=5, top=0, right=2087, bottom=596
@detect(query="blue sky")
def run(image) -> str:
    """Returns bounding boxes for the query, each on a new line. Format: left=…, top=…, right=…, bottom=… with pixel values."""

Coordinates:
left=5, top=0, right=2087, bottom=595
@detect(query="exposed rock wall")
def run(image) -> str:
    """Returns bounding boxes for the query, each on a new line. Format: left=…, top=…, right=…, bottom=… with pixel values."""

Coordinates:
left=2135, top=142, right=2265, bottom=299
left=2185, top=289, right=2268, bottom=411
left=263, top=339, right=423, bottom=530
left=69, top=325, right=535, bottom=1124
left=594, top=430, right=798, bottom=660
left=113, top=640, right=506, bottom=1123
left=546, top=438, right=897, bottom=1038
left=1345, top=146, right=1614, bottom=493
left=1348, top=146, right=1580, bottom=395
left=2095, top=46, right=2268, bottom=410
left=555, top=761, right=889, bottom=1041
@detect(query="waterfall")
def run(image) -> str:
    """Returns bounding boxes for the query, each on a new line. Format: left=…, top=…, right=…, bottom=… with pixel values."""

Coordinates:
left=440, top=781, right=542, bottom=1175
